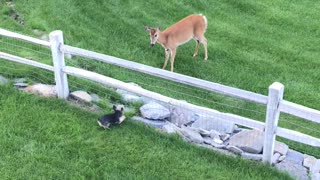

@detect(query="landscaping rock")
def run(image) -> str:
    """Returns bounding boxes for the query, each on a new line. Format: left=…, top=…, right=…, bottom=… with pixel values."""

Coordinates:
left=14, top=78, right=27, bottom=83
left=311, top=173, right=320, bottom=180
left=274, top=141, right=289, bottom=156
left=24, top=84, right=57, bottom=97
left=286, top=149, right=304, bottom=165
left=203, top=137, right=226, bottom=148
left=191, top=115, right=236, bottom=134
left=140, top=102, right=170, bottom=120
left=276, top=160, right=309, bottom=180
left=303, top=155, right=318, bottom=170
left=14, top=82, right=28, bottom=88
left=228, top=129, right=264, bottom=154
left=209, top=130, right=221, bottom=139
left=220, top=134, right=230, bottom=142
left=132, top=116, right=166, bottom=128
left=0, top=75, right=8, bottom=85
left=116, top=82, right=151, bottom=103
left=310, top=160, right=320, bottom=174
left=180, top=126, right=204, bottom=144
left=70, top=90, right=92, bottom=102
left=241, top=152, right=263, bottom=161
left=272, top=153, right=281, bottom=165
left=90, top=93, right=101, bottom=103
left=279, top=155, right=286, bottom=162
left=162, top=121, right=180, bottom=134
left=226, top=145, right=244, bottom=155
left=169, top=107, right=196, bottom=127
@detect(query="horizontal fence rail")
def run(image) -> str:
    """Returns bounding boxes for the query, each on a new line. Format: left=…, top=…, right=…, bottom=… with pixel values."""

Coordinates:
left=0, top=52, right=54, bottom=71
left=280, top=101, right=320, bottom=124
left=61, top=45, right=269, bottom=105
left=0, top=28, right=51, bottom=47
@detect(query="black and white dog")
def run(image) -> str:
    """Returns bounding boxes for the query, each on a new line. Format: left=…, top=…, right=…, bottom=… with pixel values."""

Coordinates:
left=97, top=105, right=125, bottom=129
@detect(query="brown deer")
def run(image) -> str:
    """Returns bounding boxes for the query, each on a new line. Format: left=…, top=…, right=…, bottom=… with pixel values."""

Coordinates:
left=145, top=14, right=208, bottom=72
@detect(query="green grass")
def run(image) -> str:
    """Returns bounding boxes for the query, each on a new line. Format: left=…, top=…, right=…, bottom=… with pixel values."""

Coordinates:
left=0, top=85, right=292, bottom=179
left=0, top=0, right=319, bottom=174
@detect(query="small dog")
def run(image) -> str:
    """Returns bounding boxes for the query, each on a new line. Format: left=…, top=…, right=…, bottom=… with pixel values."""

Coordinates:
left=97, top=105, right=125, bottom=129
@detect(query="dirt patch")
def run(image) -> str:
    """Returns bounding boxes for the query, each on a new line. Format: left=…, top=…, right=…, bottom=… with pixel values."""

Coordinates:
left=3, top=0, right=24, bottom=25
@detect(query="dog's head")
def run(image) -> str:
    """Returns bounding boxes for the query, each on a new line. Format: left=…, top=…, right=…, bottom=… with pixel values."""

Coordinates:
left=113, top=105, right=125, bottom=123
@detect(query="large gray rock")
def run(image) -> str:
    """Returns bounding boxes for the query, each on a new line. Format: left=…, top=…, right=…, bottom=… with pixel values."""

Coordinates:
left=116, top=82, right=151, bottom=103
left=90, top=93, right=101, bottom=103
left=310, top=159, right=320, bottom=174
left=241, top=152, right=263, bottom=161
left=303, top=155, right=318, bottom=170
left=0, top=75, right=8, bottom=85
left=132, top=116, right=166, bottom=128
left=140, top=102, right=170, bottom=120
left=162, top=121, right=181, bottom=134
left=276, top=160, right=309, bottom=180
left=274, top=141, right=289, bottom=156
left=191, top=115, right=236, bottom=134
left=24, top=84, right=57, bottom=97
left=228, top=129, right=264, bottom=154
left=226, top=145, right=244, bottom=155
left=169, top=106, right=196, bottom=127
left=70, top=90, right=92, bottom=102
left=286, top=149, right=304, bottom=165
left=180, top=126, right=204, bottom=144
left=203, top=137, right=226, bottom=148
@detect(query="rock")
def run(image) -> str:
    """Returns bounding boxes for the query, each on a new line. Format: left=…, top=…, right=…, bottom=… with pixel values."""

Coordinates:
left=213, top=138, right=223, bottom=144
left=303, top=155, right=318, bottom=170
left=0, top=75, right=8, bottom=85
left=196, top=143, right=236, bottom=157
left=279, top=155, right=286, bottom=162
left=191, top=115, right=236, bottom=134
left=14, top=78, right=27, bottom=83
left=23, top=84, right=57, bottom=97
left=14, top=82, right=28, bottom=88
left=116, top=83, right=150, bottom=103
left=90, top=93, right=101, bottom=103
left=140, top=102, right=170, bottom=120
left=209, top=130, right=221, bottom=139
left=310, top=160, right=320, bottom=174
left=228, top=129, right=264, bottom=154
left=198, top=128, right=211, bottom=136
left=311, top=173, right=320, bottom=180
left=162, top=122, right=180, bottom=134
left=180, top=126, right=204, bottom=144
left=41, top=34, right=49, bottom=41
left=286, top=149, right=304, bottom=165
left=274, top=141, right=289, bottom=156
left=272, top=153, right=281, bottom=165
left=203, top=137, right=225, bottom=148
left=132, top=116, right=166, bottom=128
left=169, top=107, right=196, bottom=127
left=70, top=90, right=92, bottom=102
left=226, top=145, right=244, bottom=155
left=276, top=160, right=309, bottom=180
left=220, top=134, right=230, bottom=141
left=241, top=152, right=263, bottom=161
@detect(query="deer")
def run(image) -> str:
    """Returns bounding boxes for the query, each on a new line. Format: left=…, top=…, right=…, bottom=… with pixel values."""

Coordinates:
left=144, top=14, right=208, bottom=72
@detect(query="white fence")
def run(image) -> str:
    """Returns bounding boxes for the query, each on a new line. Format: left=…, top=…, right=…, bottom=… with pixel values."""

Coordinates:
left=1, top=28, right=320, bottom=164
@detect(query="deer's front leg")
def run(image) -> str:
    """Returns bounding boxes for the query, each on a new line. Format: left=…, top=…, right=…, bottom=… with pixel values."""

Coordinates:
left=170, top=48, right=176, bottom=72
left=162, top=48, right=170, bottom=69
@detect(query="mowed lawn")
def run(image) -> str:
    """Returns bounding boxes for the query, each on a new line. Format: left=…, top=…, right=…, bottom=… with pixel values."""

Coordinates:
left=0, top=85, right=292, bottom=179
left=0, top=0, right=319, bottom=177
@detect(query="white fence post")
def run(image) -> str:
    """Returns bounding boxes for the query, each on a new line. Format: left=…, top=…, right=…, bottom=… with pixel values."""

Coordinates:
left=263, top=82, right=284, bottom=164
left=49, top=30, right=69, bottom=99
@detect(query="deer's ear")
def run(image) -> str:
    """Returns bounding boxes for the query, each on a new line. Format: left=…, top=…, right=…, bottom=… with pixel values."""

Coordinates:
left=157, top=26, right=162, bottom=31
left=144, top=26, right=151, bottom=31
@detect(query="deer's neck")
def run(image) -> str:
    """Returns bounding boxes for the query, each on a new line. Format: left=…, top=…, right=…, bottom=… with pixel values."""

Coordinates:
left=157, top=32, right=168, bottom=48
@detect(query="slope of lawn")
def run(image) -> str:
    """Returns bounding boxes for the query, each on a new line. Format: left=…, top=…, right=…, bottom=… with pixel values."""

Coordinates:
left=0, top=85, right=293, bottom=179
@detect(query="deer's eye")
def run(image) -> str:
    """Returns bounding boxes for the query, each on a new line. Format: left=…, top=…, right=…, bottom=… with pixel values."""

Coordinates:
left=155, top=34, right=158, bottom=37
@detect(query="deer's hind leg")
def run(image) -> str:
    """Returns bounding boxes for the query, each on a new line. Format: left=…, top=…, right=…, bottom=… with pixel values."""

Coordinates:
left=193, top=40, right=200, bottom=58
